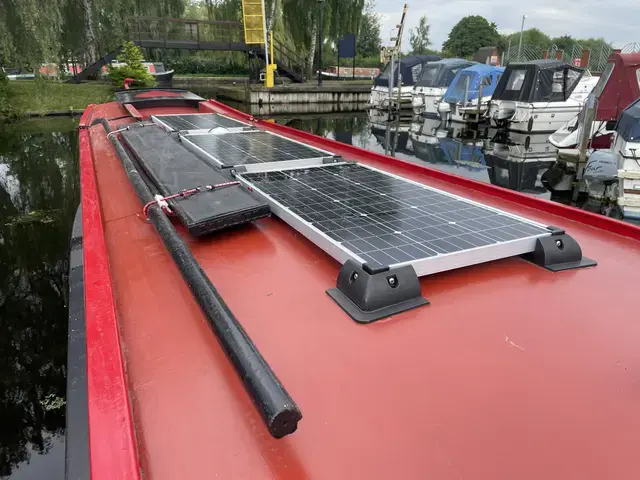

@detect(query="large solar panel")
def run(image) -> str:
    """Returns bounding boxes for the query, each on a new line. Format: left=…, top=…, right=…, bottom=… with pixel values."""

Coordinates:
left=152, top=113, right=249, bottom=133
left=237, top=163, right=552, bottom=276
left=181, top=130, right=336, bottom=173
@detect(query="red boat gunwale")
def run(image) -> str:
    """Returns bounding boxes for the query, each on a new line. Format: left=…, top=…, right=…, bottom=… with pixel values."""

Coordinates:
left=79, top=106, right=141, bottom=480
left=78, top=94, right=640, bottom=480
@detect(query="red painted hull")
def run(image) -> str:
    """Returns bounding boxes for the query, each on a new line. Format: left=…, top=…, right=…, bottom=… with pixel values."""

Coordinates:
left=79, top=98, right=640, bottom=480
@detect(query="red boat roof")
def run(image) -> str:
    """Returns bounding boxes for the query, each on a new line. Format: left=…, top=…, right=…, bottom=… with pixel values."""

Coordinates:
left=78, top=96, right=640, bottom=480
left=596, top=52, right=640, bottom=122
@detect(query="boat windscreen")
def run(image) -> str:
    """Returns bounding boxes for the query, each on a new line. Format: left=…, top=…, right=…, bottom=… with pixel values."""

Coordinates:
left=616, top=98, right=640, bottom=142
left=493, top=63, right=583, bottom=102
left=415, top=61, right=473, bottom=88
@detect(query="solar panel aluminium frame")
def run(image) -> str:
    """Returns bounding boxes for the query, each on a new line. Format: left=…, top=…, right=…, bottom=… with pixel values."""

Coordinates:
left=180, top=129, right=337, bottom=173
left=151, top=113, right=251, bottom=134
left=236, top=162, right=553, bottom=277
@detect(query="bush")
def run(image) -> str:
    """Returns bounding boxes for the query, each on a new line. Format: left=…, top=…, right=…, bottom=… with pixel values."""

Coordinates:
left=109, top=41, right=155, bottom=88
left=0, top=72, right=19, bottom=119
left=165, top=57, right=250, bottom=75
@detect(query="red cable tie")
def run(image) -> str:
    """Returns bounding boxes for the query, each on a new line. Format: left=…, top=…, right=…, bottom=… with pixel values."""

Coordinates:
left=142, top=181, right=240, bottom=219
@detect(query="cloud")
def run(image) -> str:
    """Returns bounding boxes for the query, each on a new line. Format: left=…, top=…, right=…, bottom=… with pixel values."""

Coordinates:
left=374, top=0, right=640, bottom=52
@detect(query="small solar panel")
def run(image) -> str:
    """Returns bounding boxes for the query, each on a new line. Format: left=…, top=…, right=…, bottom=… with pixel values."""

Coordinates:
left=152, top=113, right=248, bottom=133
left=181, top=130, right=335, bottom=173
left=238, top=163, right=552, bottom=276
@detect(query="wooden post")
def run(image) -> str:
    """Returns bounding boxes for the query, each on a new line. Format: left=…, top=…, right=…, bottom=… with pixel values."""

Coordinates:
left=555, top=49, right=563, bottom=60
left=580, top=49, right=590, bottom=69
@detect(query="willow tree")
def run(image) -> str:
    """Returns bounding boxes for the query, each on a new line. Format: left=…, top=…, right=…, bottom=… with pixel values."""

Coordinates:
left=281, top=0, right=365, bottom=76
left=0, top=0, right=64, bottom=67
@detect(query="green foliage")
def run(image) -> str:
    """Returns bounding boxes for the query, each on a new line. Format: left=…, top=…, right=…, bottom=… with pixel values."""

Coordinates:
left=409, top=16, right=432, bottom=55
left=503, top=28, right=551, bottom=50
left=5, top=81, right=113, bottom=115
left=0, top=71, right=17, bottom=119
left=166, top=56, right=249, bottom=75
left=109, top=42, right=155, bottom=88
left=442, top=15, right=500, bottom=58
left=357, top=0, right=381, bottom=58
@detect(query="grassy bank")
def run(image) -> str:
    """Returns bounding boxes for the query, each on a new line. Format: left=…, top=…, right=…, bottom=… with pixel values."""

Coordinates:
left=6, top=81, right=114, bottom=115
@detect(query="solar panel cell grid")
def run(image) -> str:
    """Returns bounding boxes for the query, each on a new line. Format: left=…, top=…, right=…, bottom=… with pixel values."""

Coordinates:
left=240, top=164, right=549, bottom=268
left=156, top=114, right=247, bottom=131
left=184, top=131, right=332, bottom=167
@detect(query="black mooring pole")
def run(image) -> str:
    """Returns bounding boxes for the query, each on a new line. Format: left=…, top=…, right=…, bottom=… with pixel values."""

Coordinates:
left=317, top=0, right=324, bottom=86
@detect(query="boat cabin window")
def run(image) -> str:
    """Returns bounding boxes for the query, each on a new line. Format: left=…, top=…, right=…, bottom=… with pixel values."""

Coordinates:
left=411, top=63, right=423, bottom=83
left=593, top=62, right=615, bottom=98
left=481, top=75, right=492, bottom=87
left=506, top=69, right=527, bottom=90
left=418, top=64, right=440, bottom=86
left=636, top=68, right=640, bottom=90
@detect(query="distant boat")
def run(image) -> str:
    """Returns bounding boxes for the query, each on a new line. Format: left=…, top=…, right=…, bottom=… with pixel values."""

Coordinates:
left=438, top=64, right=505, bottom=124
left=489, top=59, right=599, bottom=133
left=411, top=58, right=475, bottom=117
left=549, top=52, right=640, bottom=152
left=103, top=61, right=174, bottom=87
left=368, top=55, right=440, bottom=110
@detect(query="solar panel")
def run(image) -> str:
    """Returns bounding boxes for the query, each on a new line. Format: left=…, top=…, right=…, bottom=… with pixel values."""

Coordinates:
left=181, top=130, right=336, bottom=173
left=237, top=163, right=552, bottom=276
left=152, top=113, right=249, bottom=133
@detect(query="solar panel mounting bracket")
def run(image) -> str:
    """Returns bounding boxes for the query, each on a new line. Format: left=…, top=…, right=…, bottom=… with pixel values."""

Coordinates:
left=523, top=225, right=597, bottom=272
left=326, top=259, right=429, bottom=323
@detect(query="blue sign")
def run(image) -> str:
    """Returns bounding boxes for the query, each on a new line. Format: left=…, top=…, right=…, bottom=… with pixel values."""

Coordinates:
left=338, top=33, right=356, bottom=59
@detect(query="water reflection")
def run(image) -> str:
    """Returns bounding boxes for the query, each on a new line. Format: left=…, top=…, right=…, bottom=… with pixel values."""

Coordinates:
left=274, top=109, right=596, bottom=209
left=0, top=119, right=79, bottom=479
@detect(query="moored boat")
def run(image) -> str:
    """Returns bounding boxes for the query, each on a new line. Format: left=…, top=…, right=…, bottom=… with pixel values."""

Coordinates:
left=438, top=64, right=505, bottom=124
left=411, top=58, right=475, bottom=116
left=489, top=59, right=598, bottom=133
left=70, top=87, right=640, bottom=480
left=369, top=55, right=440, bottom=111
left=549, top=52, right=640, bottom=152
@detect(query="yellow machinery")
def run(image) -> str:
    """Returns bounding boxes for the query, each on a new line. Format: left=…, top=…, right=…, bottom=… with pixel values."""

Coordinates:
left=241, top=0, right=277, bottom=87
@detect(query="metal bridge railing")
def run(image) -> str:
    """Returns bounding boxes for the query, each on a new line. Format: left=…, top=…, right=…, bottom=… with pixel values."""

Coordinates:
left=125, top=17, right=246, bottom=48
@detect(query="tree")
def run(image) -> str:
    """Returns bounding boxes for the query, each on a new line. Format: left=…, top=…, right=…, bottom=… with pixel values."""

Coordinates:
left=442, top=15, right=500, bottom=58
left=409, top=16, right=431, bottom=55
left=108, top=41, right=155, bottom=87
left=356, top=0, right=381, bottom=58
left=551, top=34, right=576, bottom=51
left=504, top=28, right=551, bottom=50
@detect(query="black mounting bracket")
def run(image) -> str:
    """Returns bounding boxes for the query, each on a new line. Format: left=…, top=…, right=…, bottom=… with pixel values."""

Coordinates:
left=523, top=226, right=597, bottom=271
left=326, top=260, right=429, bottom=323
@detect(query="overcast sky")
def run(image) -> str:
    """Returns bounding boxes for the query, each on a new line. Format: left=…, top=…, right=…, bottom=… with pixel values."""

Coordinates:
left=374, top=0, right=640, bottom=52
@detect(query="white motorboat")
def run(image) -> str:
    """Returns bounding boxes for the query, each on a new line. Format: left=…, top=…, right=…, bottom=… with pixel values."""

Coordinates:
left=489, top=60, right=598, bottom=133
left=438, top=64, right=505, bottom=124
left=368, top=55, right=440, bottom=111
left=549, top=52, right=640, bottom=153
left=411, top=59, right=475, bottom=116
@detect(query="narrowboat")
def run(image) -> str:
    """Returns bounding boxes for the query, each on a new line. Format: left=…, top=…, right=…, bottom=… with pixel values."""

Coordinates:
left=67, top=88, right=640, bottom=480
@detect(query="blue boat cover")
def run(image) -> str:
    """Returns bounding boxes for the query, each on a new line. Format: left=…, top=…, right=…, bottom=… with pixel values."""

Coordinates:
left=373, top=55, right=441, bottom=88
left=443, top=64, right=505, bottom=105
left=616, top=97, right=640, bottom=142
left=437, top=137, right=487, bottom=171
left=414, top=58, right=475, bottom=88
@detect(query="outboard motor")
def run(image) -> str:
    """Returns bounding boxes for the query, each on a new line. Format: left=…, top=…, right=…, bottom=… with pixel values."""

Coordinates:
left=583, top=150, right=620, bottom=200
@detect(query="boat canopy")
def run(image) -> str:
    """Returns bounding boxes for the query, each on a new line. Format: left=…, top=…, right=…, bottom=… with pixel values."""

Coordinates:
left=595, top=52, right=640, bottom=122
left=616, top=97, right=640, bottom=142
left=438, top=138, right=487, bottom=171
left=492, top=59, right=584, bottom=103
left=442, top=64, right=505, bottom=104
left=373, top=55, right=441, bottom=88
left=414, top=58, right=475, bottom=88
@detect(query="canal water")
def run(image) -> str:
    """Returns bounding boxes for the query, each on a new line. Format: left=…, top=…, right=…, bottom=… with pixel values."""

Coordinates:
left=0, top=106, right=612, bottom=478
left=0, top=118, right=78, bottom=479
